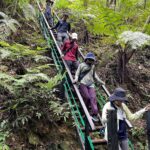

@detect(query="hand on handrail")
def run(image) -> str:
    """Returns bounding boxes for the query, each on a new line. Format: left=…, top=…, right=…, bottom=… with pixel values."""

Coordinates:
left=72, top=79, right=77, bottom=84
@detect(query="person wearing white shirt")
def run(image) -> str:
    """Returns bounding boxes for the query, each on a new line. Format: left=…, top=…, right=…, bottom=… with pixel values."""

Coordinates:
left=102, top=87, right=150, bottom=150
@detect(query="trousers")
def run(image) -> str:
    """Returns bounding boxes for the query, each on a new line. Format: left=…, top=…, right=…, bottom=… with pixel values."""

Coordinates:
left=57, top=32, right=69, bottom=47
left=79, top=83, right=98, bottom=115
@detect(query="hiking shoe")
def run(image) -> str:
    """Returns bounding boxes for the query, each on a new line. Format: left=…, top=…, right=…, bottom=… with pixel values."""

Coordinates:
left=91, top=115, right=99, bottom=122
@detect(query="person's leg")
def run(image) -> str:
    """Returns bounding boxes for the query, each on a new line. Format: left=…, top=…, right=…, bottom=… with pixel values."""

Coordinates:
left=120, top=139, right=129, bottom=150
left=79, top=84, right=90, bottom=108
left=71, top=61, right=79, bottom=75
left=62, top=32, right=69, bottom=43
left=49, top=17, right=53, bottom=27
left=57, top=32, right=63, bottom=47
left=65, top=60, right=72, bottom=71
left=73, top=61, right=79, bottom=70
left=88, top=87, right=98, bottom=115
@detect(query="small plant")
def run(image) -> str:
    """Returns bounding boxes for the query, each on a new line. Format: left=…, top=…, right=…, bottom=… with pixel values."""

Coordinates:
left=0, top=121, right=10, bottom=150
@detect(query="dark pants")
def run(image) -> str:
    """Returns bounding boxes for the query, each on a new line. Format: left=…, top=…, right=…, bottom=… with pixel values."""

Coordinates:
left=79, top=83, right=98, bottom=115
left=65, top=60, right=79, bottom=74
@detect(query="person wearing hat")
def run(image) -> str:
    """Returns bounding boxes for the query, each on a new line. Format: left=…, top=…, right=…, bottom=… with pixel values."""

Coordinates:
left=51, top=13, right=71, bottom=47
left=61, top=33, right=79, bottom=73
left=102, top=87, right=150, bottom=150
left=44, top=0, right=54, bottom=26
left=73, top=52, right=105, bottom=122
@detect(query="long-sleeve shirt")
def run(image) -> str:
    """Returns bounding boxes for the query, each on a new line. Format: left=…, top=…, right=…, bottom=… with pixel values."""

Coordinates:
left=74, top=62, right=104, bottom=87
left=61, top=40, right=78, bottom=61
left=51, top=20, right=71, bottom=33
left=102, top=102, right=146, bottom=140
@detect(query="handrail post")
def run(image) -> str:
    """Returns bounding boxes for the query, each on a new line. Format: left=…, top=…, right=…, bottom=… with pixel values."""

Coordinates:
left=146, top=111, right=150, bottom=150
left=107, top=110, right=119, bottom=150
left=85, top=117, right=92, bottom=150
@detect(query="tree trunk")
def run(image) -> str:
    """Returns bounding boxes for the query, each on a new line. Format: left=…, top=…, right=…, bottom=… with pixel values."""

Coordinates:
left=83, top=0, right=89, bottom=7
left=144, top=0, right=147, bottom=9
left=83, top=29, right=89, bottom=44
left=0, top=0, right=4, bottom=8
left=106, top=0, right=116, bottom=8
left=117, top=49, right=135, bottom=83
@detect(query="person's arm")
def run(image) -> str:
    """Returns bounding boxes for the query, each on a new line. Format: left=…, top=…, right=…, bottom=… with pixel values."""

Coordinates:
left=94, top=70, right=105, bottom=85
left=74, top=64, right=81, bottom=83
left=102, top=103, right=109, bottom=125
left=51, top=21, right=60, bottom=30
left=122, top=103, right=146, bottom=121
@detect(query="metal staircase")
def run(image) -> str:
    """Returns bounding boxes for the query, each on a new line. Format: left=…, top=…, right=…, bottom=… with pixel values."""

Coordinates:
left=36, top=2, right=134, bottom=150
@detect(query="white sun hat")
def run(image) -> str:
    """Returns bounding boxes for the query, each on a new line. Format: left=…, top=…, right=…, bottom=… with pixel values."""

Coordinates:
left=71, top=33, right=78, bottom=40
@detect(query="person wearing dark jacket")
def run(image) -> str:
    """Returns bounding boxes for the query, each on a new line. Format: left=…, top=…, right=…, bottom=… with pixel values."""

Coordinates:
left=51, top=14, right=71, bottom=47
left=44, top=0, right=54, bottom=26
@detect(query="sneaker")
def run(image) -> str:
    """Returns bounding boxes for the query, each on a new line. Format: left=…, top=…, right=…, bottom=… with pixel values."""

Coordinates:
left=91, top=115, right=99, bottom=122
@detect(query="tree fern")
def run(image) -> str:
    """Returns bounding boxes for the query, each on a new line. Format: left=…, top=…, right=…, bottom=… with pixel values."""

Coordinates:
left=0, top=12, right=20, bottom=40
left=22, top=4, right=37, bottom=23
left=118, top=31, right=150, bottom=49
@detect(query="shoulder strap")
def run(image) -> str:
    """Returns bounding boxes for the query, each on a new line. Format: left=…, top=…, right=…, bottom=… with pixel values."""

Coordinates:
left=93, top=66, right=96, bottom=80
left=79, top=66, right=92, bottom=81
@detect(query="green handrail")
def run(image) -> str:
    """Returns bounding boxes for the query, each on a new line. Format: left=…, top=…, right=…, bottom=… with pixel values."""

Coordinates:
left=38, top=13, right=95, bottom=149
left=38, top=8, right=135, bottom=150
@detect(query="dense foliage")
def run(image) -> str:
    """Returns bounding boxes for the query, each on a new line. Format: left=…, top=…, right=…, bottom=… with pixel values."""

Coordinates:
left=55, top=0, right=150, bottom=40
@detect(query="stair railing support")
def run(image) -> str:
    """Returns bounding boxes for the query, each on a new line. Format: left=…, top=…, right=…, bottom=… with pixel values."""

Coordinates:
left=85, top=117, right=92, bottom=150
left=107, top=110, right=119, bottom=150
